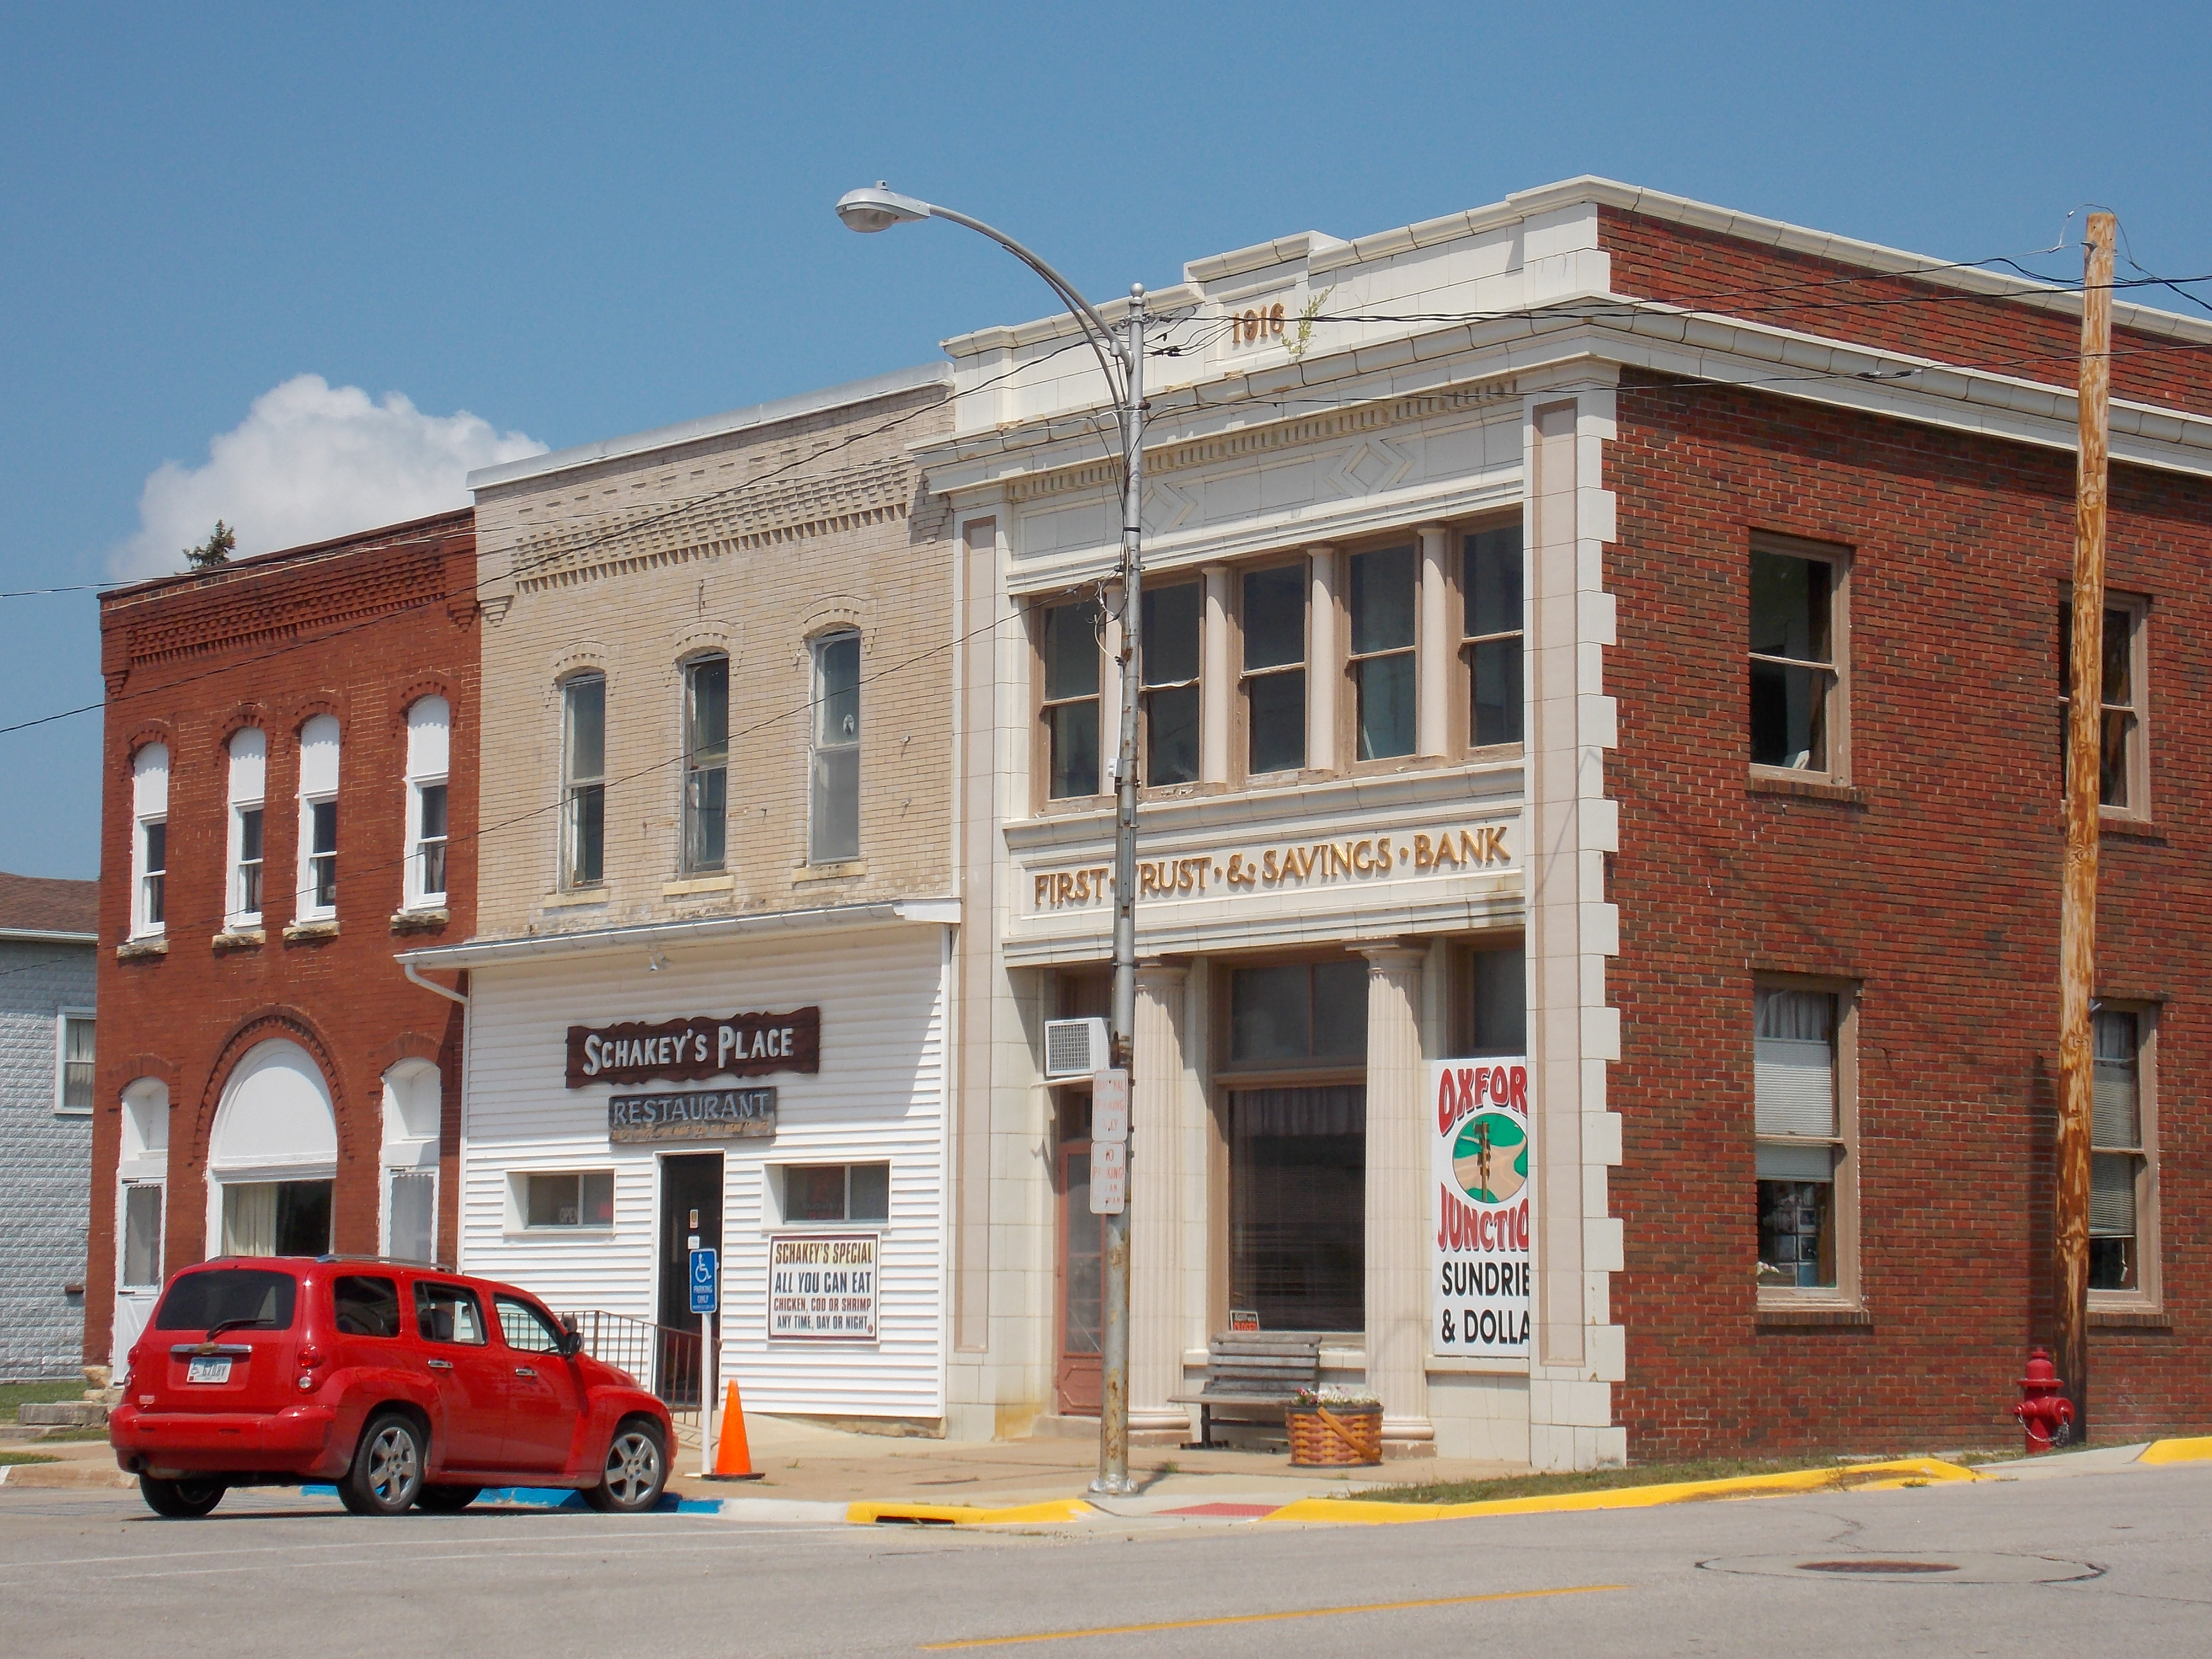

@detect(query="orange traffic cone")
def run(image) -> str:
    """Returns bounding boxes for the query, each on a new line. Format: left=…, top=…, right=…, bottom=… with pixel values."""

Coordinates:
left=708, top=1378, right=763, bottom=1480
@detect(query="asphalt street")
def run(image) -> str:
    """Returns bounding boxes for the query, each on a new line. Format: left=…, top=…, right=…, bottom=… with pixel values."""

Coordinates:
left=0, top=1461, right=2205, bottom=1657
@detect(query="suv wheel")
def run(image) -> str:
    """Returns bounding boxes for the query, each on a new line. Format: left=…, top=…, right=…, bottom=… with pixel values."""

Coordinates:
left=415, top=1484, right=481, bottom=1514
left=340, top=1413, right=425, bottom=1516
left=140, top=1476, right=226, bottom=1519
left=581, top=1420, right=667, bottom=1513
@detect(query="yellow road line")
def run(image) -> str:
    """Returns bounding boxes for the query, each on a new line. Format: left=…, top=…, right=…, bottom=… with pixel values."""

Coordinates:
left=918, top=1584, right=1625, bottom=1648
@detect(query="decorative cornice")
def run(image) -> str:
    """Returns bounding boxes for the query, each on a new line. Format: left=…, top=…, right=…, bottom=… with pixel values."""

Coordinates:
left=998, top=376, right=1524, bottom=507
left=506, top=456, right=918, bottom=594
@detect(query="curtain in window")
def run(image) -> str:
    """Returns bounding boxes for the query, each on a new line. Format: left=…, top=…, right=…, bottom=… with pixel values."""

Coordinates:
left=1754, top=988, right=1836, bottom=1139
left=222, top=1183, right=278, bottom=1256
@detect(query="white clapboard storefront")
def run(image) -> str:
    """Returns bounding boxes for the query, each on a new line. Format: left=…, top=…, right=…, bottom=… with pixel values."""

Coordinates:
left=451, top=918, right=949, bottom=1423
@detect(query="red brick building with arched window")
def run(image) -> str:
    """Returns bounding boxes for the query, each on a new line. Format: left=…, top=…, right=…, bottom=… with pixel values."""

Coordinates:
left=85, top=509, right=478, bottom=1368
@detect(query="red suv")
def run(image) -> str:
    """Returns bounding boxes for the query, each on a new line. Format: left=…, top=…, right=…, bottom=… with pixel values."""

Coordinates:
left=109, top=1259, right=674, bottom=1520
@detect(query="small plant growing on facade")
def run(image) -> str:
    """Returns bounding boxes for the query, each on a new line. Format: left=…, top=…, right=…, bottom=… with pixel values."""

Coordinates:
left=1286, top=288, right=1334, bottom=361
left=184, top=521, right=237, bottom=571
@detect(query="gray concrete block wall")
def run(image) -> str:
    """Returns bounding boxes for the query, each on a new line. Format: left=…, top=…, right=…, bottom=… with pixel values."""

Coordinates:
left=0, top=939, right=96, bottom=1379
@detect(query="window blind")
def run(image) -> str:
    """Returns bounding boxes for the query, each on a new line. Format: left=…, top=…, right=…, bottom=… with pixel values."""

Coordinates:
left=1755, top=1037, right=1836, bottom=1137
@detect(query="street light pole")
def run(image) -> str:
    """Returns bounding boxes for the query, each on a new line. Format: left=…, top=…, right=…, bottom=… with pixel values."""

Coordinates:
left=836, top=186, right=1146, bottom=1495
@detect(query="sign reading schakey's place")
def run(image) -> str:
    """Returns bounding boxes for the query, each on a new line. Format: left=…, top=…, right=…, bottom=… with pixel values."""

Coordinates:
left=608, top=1087, right=777, bottom=1143
left=1430, top=1057, right=1531, bottom=1358
left=566, top=1007, right=820, bottom=1088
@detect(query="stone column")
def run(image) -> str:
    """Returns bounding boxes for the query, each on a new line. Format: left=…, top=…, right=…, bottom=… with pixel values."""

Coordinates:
left=1416, top=524, right=1452, bottom=758
left=1306, top=546, right=1340, bottom=773
left=1201, top=565, right=1233, bottom=786
left=1130, top=961, right=1191, bottom=1437
left=1361, top=943, right=1433, bottom=1455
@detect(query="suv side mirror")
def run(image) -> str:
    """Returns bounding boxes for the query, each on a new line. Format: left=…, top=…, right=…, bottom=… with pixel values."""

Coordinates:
left=558, top=1312, right=584, bottom=1358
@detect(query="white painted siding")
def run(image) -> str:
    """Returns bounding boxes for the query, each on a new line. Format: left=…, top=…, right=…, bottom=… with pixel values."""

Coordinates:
left=460, top=923, right=947, bottom=1419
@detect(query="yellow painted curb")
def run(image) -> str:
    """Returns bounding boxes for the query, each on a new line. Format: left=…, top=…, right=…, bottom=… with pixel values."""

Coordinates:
left=1262, top=1457, right=1981, bottom=1525
left=2139, top=1436, right=2212, bottom=1465
left=846, top=1498, right=1095, bottom=1526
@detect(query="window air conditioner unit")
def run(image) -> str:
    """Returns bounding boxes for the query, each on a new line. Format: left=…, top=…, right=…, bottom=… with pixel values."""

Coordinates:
left=1044, top=1017, right=1109, bottom=1080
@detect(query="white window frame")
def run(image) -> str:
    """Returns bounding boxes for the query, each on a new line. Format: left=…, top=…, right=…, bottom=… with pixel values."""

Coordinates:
left=223, top=728, right=266, bottom=931
left=296, top=715, right=341, bottom=923
left=402, top=697, right=452, bottom=912
left=2058, top=591, right=2151, bottom=823
left=130, top=743, right=169, bottom=940
left=2088, top=1000, right=2161, bottom=1312
left=54, top=1009, right=95, bottom=1116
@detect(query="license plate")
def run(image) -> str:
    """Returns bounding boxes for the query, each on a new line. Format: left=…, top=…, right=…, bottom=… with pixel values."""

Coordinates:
left=186, top=1357, right=232, bottom=1384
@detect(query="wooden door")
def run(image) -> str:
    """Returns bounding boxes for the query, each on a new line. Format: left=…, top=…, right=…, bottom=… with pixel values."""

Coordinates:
left=1055, top=1139, right=1104, bottom=1416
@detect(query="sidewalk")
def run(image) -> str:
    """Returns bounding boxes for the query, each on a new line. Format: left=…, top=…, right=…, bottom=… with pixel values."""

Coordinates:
left=660, top=1412, right=1524, bottom=1515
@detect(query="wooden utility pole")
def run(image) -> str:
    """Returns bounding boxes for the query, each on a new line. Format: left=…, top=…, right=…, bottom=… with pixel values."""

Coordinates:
left=2056, top=211, right=2116, bottom=1441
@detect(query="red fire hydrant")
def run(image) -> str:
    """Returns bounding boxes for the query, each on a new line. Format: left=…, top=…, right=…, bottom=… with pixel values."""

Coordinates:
left=2013, top=1347, right=2075, bottom=1454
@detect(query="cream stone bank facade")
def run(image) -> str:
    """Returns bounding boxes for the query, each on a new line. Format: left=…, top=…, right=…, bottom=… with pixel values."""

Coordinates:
left=928, top=186, right=1624, bottom=1468
left=402, top=365, right=964, bottom=1426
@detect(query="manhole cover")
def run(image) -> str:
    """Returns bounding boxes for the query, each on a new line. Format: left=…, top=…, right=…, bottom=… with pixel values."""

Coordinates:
left=1703, top=1552, right=2099, bottom=1585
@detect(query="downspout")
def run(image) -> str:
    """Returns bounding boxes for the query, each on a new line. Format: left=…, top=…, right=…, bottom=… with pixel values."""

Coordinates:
left=403, top=960, right=469, bottom=1006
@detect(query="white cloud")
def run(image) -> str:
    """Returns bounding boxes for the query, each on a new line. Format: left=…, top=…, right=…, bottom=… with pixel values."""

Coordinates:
left=112, top=374, right=547, bottom=577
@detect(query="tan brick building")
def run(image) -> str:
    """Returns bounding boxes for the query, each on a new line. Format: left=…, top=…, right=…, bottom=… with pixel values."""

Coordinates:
left=401, top=365, right=963, bottom=1425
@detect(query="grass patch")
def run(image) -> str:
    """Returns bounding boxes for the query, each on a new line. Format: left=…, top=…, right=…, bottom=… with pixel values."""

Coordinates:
left=0, top=1451, right=61, bottom=1467
left=0, top=1380, right=86, bottom=1416
left=1351, top=1454, right=1963, bottom=1505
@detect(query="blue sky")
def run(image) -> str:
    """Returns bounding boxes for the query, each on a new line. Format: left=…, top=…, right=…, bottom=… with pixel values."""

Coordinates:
left=3, top=1, right=2207, bottom=878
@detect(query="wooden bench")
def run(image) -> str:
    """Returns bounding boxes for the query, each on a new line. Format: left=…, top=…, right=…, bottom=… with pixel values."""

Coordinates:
left=1169, top=1332, right=1322, bottom=1447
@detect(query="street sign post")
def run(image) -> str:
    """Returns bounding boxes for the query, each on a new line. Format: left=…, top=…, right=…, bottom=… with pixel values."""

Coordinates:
left=689, top=1247, right=719, bottom=1475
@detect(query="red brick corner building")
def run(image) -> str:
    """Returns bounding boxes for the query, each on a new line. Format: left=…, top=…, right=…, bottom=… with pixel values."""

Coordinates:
left=86, top=511, right=478, bottom=1367
left=1593, top=200, right=2210, bottom=1454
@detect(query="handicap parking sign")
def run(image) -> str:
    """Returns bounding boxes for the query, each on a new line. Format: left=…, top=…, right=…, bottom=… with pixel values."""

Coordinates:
left=688, top=1247, right=719, bottom=1314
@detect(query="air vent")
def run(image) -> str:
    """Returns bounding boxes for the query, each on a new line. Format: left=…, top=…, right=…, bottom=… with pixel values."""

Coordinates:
left=1043, top=1017, right=1109, bottom=1080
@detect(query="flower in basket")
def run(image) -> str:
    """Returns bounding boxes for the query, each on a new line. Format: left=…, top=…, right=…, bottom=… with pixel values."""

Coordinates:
left=1293, top=1385, right=1381, bottom=1408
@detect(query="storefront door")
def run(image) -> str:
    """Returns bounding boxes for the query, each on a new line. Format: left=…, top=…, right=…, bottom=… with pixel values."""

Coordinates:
left=656, top=1152, right=723, bottom=1408
left=1054, top=1091, right=1102, bottom=1416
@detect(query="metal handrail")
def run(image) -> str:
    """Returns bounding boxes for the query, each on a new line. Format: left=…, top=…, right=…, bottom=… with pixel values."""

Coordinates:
left=561, top=1309, right=706, bottom=1428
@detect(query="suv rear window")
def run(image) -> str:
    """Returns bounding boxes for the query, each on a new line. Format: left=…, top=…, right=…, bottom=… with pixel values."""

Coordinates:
left=334, top=1275, right=402, bottom=1338
left=154, top=1268, right=299, bottom=1332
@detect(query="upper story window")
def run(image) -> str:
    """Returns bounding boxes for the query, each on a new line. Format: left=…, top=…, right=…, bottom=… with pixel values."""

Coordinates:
left=810, top=631, right=861, bottom=863
left=1039, top=597, right=1102, bottom=800
left=55, top=1013, right=95, bottom=1114
left=1141, top=581, right=1201, bottom=786
left=295, top=715, right=340, bottom=921
left=682, top=657, right=729, bottom=873
left=1464, top=526, right=1524, bottom=748
left=1749, top=537, right=1850, bottom=779
left=1241, top=561, right=1308, bottom=778
left=403, top=697, right=450, bottom=910
left=2058, top=594, right=2148, bottom=816
left=561, top=674, right=606, bottom=888
left=1348, top=544, right=1417, bottom=761
left=130, top=743, right=169, bottom=938
left=225, top=729, right=265, bottom=928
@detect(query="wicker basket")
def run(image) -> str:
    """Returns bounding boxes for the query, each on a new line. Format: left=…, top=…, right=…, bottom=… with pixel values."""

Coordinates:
left=1286, top=1403, right=1383, bottom=1466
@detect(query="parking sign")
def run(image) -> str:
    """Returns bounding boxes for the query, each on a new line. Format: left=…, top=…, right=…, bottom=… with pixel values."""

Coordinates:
left=688, top=1247, right=719, bottom=1315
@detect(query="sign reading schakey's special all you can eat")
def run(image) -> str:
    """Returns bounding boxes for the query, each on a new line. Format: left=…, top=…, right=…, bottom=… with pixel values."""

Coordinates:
left=1431, top=1057, right=1531, bottom=1357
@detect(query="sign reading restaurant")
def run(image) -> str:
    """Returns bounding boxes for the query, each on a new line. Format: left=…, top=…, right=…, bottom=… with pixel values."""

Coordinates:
left=1030, top=823, right=1511, bottom=911
left=566, top=1007, right=821, bottom=1087
left=608, top=1086, right=777, bottom=1143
